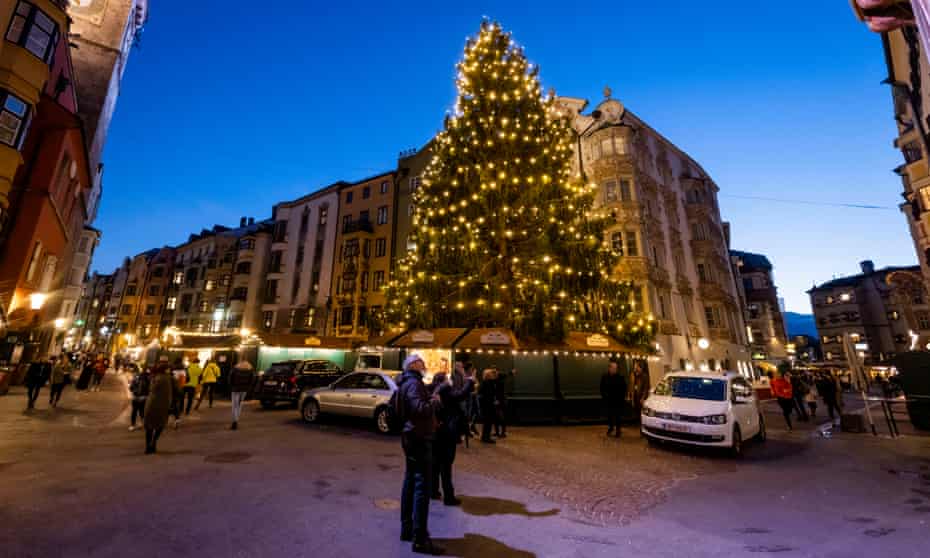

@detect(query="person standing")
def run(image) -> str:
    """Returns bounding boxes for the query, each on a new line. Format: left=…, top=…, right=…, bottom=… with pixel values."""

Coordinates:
left=76, top=357, right=95, bottom=391
left=429, top=369, right=475, bottom=506
left=493, top=366, right=513, bottom=438
left=228, top=361, right=255, bottom=430
left=169, top=359, right=186, bottom=429
left=48, top=356, right=71, bottom=408
left=600, top=361, right=627, bottom=437
left=805, top=375, right=818, bottom=420
left=128, top=367, right=151, bottom=432
left=771, top=370, right=795, bottom=431
left=144, top=358, right=174, bottom=455
left=183, top=358, right=202, bottom=415
left=396, top=354, right=443, bottom=555
left=196, top=358, right=220, bottom=410
left=816, top=372, right=842, bottom=425
left=478, top=368, right=498, bottom=444
left=24, top=359, right=49, bottom=410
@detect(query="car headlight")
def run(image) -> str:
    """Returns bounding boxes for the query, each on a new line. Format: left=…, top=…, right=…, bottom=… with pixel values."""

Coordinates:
left=642, top=406, right=655, bottom=417
left=702, top=414, right=727, bottom=425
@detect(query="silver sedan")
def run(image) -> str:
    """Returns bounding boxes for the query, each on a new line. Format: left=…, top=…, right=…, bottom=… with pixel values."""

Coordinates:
left=299, top=371, right=399, bottom=434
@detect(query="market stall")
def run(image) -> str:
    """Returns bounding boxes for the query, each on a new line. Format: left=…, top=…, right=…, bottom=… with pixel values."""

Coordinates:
left=356, top=330, right=406, bottom=372
left=255, top=333, right=359, bottom=373
left=387, top=328, right=468, bottom=380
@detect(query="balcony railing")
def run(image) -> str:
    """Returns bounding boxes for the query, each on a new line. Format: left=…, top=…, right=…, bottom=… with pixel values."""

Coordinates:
left=343, top=219, right=374, bottom=235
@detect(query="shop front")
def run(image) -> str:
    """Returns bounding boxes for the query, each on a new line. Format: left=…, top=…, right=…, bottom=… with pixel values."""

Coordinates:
left=386, top=328, right=468, bottom=381
left=255, top=333, right=359, bottom=374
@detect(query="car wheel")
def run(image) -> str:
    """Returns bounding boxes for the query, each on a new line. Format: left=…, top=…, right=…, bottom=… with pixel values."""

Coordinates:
left=260, top=400, right=275, bottom=410
left=375, top=406, right=392, bottom=435
left=301, top=399, right=320, bottom=424
left=756, top=414, right=767, bottom=443
left=730, top=425, right=743, bottom=458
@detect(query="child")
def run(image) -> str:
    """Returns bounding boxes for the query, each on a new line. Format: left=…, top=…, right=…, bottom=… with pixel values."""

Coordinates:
left=805, top=378, right=818, bottom=420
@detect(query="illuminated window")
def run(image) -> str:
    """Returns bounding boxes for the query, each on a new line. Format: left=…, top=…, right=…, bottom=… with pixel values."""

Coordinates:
left=166, top=297, right=177, bottom=310
left=262, top=311, right=274, bottom=330
left=839, top=293, right=852, bottom=302
left=204, top=280, right=215, bottom=292
left=173, top=271, right=183, bottom=284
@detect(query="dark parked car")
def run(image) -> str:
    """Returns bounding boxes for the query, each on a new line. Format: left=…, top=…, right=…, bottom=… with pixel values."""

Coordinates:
left=255, top=360, right=343, bottom=409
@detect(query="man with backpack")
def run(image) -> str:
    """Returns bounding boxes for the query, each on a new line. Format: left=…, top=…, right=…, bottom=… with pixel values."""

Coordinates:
left=395, top=353, right=443, bottom=555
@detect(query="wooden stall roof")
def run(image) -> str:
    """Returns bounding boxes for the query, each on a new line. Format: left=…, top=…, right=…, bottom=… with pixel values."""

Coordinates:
left=176, top=334, right=240, bottom=350
left=389, top=328, right=468, bottom=349
left=257, top=333, right=359, bottom=350
left=363, top=330, right=406, bottom=348
left=454, top=328, right=520, bottom=350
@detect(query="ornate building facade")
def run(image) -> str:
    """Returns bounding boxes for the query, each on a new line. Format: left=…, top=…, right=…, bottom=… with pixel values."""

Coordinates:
left=557, top=91, right=753, bottom=381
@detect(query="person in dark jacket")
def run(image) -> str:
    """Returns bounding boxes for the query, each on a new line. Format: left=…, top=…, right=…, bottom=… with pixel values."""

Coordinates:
left=600, top=361, right=627, bottom=437
left=428, top=369, right=475, bottom=506
left=790, top=372, right=810, bottom=422
left=144, top=359, right=174, bottom=455
left=396, top=354, right=443, bottom=555
left=228, top=361, right=255, bottom=430
left=493, top=366, right=513, bottom=438
left=478, top=368, right=499, bottom=444
left=128, top=367, right=151, bottom=431
left=24, top=359, right=50, bottom=410
left=816, top=373, right=842, bottom=424
left=48, top=356, right=71, bottom=408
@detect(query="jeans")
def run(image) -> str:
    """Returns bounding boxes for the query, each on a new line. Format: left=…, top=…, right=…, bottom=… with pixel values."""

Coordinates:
left=605, top=402, right=623, bottom=432
left=196, top=383, right=215, bottom=409
left=131, top=399, right=146, bottom=426
left=26, top=384, right=42, bottom=408
left=432, top=435, right=457, bottom=500
left=231, top=391, right=246, bottom=422
left=183, top=387, right=196, bottom=414
left=401, top=436, right=433, bottom=542
left=49, top=383, right=65, bottom=406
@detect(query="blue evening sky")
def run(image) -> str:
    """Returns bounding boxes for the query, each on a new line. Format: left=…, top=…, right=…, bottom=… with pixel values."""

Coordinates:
left=96, top=0, right=911, bottom=313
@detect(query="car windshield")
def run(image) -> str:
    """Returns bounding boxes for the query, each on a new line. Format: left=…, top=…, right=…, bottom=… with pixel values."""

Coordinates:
left=655, top=377, right=727, bottom=401
left=266, top=363, right=295, bottom=376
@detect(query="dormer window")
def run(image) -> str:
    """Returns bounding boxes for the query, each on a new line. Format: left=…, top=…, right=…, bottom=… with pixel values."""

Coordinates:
left=6, top=1, right=60, bottom=64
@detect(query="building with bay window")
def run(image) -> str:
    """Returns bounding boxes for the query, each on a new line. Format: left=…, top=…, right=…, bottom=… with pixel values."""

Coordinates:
left=556, top=89, right=752, bottom=382
left=731, top=250, right=789, bottom=366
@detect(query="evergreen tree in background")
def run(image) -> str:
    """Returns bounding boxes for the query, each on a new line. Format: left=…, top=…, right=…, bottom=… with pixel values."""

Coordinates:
left=384, top=21, right=654, bottom=347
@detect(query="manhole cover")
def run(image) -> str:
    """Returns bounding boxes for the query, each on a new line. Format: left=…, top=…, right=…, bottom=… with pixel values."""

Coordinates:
left=204, top=451, right=251, bottom=464
left=374, top=498, right=400, bottom=510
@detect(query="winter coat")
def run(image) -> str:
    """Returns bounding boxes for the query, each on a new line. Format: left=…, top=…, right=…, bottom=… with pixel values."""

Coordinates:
left=229, top=365, right=256, bottom=392
left=478, top=378, right=498, bottom=418
left=816, top=377, right=838, bottom=402
left=396, top=369, right=440, bottom=441
left=432, top=378, right=474, bottom=441
left=144, top=367, right=174, bottom=430
left=600, top=372, right=627, bottom=407
left=130, top=372, right=151, bottom=400
left=186, top=364, right=203, bottom=388
left=202, top=362, right=220, bottom=384
left=25, top=362, right=48, bottom=387
left=771, top=377, right=793, bottom=400
left=50, top=361, right=71, bottom=385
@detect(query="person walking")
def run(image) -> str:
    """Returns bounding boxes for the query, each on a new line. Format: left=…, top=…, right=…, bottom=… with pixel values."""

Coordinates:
left=790, top=372, right=810, bottom=422
left=771, top=370, right=795, bottom=431
left=183, top=358, right=202, bottom=415
left=816, top=372, right=842, bottom=425
left=396, top=354, right=443, bottom=555
left=24, top=358, right=49, bottom=410
left=228, top=360, right=255, bottom=430
left=805, top=375, right=818, bottom=420
left=128, top=367, right=151, bottom=432
left=600, top=360, right=627, bottom=437
left=169, top=359, right=186, bottom=429
left=478, top=368, right=498, bottom=444
left=76, top=356, right=95, bottom=391
left=429, top=369, right=475, bottom=506
left=144, top=358, right=174, bottom=455
left=91, top=357, right=107, bottom=391
left=195, top=358, right=220, bottom=410
left=48, top=356, right=71, bottom=408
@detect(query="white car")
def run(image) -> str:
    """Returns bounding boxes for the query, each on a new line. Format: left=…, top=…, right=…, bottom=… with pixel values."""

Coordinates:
left=641, top=371, right=765, bottom=456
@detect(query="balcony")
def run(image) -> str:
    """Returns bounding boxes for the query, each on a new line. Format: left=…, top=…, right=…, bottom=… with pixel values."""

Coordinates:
left=342, top=218, right=374, bottom=235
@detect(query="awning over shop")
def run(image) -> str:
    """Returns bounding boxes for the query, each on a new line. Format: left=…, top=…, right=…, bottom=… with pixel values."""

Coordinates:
left=454, top=328, right=519, bottom=350
left=171, top=334, right=241, bottom=350
left=257, top=333, right=359, bottom=350
left=389, top=328, right=468, bottom=349
left=362, top=330, right=406, bottom=349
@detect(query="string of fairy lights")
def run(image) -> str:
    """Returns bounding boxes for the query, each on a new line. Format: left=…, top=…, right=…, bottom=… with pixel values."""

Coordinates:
left=382, top=21, right=655, bottom=348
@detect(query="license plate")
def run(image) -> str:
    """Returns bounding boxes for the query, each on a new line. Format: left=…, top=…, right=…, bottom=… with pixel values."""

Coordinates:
left=663, top=422, right=690, bottom=433
left=264, top=380, right=277, bottom=386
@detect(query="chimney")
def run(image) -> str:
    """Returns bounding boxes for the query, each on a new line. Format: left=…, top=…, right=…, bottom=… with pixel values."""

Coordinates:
left=860, top=260, right=875, bottom=274
left=248, top=217, right=255, bottom=225
left=240, top=217, right=247, bottom=227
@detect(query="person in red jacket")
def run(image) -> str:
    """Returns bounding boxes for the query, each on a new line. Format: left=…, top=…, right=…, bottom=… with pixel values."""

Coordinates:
left=770, top=370, right=795, bottom=431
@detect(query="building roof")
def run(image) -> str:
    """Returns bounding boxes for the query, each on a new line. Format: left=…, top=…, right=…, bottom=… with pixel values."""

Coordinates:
left=808, top=265, right=920, bottom=293
left=275, top=181, right=346, bottom=209
left=731, top=250, right=772, bottom=272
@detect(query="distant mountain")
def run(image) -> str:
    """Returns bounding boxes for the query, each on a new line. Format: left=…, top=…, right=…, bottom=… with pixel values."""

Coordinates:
left=784, top=312, right=818, bottom=338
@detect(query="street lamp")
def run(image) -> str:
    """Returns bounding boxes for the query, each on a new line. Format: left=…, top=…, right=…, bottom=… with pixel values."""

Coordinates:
left=697, top=338, right=710, bottom=350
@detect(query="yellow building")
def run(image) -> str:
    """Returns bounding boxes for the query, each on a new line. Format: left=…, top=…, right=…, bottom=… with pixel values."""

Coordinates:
left=0, top=0, right=69, bottom=230
left=331, top=172, right=395, bottom=338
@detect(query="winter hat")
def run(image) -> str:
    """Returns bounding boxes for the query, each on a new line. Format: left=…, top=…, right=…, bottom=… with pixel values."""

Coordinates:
left=403, top=353, right=424, bottom=371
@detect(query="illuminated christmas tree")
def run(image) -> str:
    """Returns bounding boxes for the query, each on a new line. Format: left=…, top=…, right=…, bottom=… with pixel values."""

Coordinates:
left=385, top=21, right=654, bottom=346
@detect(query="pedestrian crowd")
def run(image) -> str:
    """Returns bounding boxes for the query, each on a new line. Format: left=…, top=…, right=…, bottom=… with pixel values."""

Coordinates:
left=769, top=365, right=844, bottom=431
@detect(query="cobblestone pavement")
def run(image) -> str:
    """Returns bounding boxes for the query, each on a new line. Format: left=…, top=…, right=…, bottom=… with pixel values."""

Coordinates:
left=1, top=376, right=929, bottom=558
